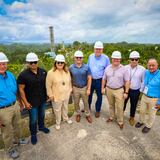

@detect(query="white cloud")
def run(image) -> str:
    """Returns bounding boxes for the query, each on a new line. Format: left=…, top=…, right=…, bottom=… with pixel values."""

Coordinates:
left=0, top=0, right=160, bottom=43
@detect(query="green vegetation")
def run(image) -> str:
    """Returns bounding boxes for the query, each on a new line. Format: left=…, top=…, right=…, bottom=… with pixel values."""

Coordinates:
left=0, top=42, right=160, bottom=77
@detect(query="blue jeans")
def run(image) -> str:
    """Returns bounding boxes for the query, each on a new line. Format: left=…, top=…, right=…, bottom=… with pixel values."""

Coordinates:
left=29, top=102, right=46, bottom=135
left=88, top=78, right=102, bottom=112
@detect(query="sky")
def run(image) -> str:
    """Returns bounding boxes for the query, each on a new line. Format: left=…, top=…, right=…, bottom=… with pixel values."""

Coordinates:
left=0, top=0, right=160, bottom=44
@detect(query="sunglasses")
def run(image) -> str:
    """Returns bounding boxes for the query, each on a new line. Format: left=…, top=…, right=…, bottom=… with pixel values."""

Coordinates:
left=76, top=57, right=83, bottom=59
left=130, top=59, right=138, bottom=61
left=57, top=62, right=64, bottom=65
left=29, top=61, right=38, bottom=65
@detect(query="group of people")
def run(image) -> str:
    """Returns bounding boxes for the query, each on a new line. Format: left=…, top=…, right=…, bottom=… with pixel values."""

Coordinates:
left=0, top=41, right=160, bottom=159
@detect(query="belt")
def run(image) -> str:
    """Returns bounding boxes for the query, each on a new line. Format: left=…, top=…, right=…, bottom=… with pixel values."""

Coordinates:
left=73, top=85, right=86, bottom=88
left=107, top=86, right=123, bottom=90
left=0, top=101, right=16, bottom=109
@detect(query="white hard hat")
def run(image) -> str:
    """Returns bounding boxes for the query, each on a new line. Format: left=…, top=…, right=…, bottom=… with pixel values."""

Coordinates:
left=55, top=54, right=65, bottom=62
left=74, top=50, right=83, bottom=57
left=129, top=51, right=140, bottom=58
left=0, top=52, right=9, bottom=62
left=26, top=52, right=39, bottom=62
left=94, top=41, right=103, bottom=49
left=111, top=51, right=121, bottom=59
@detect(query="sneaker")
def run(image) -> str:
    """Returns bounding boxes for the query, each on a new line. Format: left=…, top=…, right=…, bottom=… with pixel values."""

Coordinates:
left=8, top=148, right=19, bottom=159
left=31, top=135, right=37, bottom=145
left=66, top=119, right=73, bottom=124
left=135, top=122, right=144, bottom=128
left=14, top=138, right=29, bottom=146
left=39, top=127, right=50, bottom=134
left=129, top=117, right=135, bottom=126
left=55, top=124, right=60, bottom=130
left=142, top=126, right=151, bottom=133
left=19, top=138, right=29, bottom=145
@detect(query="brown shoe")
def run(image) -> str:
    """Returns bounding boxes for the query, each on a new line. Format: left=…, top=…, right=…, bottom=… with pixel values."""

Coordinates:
left=106, top=118, right=113, bottom=122
left=118, top=123, right=124, bottom=130
left=76, top=115, right=80, bottom=122
left=86, top=116, right=92, bottom=123
left=95, top=112, right=100, bottom=118
left=129, top=117, right=135, bottom=126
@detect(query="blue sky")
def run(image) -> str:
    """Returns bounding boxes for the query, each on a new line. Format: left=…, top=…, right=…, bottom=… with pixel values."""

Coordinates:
left=0, top=0, right=160, bottom=43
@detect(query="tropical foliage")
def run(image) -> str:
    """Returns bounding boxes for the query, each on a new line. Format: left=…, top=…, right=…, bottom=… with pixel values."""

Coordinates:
left=0, top=42, right=160, bottom=77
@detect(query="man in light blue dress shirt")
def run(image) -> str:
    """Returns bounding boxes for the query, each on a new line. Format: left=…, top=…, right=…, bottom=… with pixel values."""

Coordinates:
left=0, top=52, right=23, bottom=159
left=88, top=41, right=110, bottom=117
left=135, top=58, right=160, bottom=133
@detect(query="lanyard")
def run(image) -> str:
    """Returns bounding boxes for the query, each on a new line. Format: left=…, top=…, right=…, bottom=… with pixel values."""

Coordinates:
left=146, top=71, right=159, bottom=85
left=130, top=66, right=137, bottom=81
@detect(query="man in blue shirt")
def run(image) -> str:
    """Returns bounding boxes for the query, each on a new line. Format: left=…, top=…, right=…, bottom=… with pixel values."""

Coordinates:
left=135, top=58, right=160, bottom=133
left=0, top=52, right=23, bottom=159
left=70, top=50, right=92, bottom=123
left=88, top=41, right=110, bottom=117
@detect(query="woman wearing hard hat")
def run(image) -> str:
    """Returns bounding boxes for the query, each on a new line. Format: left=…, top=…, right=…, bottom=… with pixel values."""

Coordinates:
left=46, top=54, right=72, bottom=130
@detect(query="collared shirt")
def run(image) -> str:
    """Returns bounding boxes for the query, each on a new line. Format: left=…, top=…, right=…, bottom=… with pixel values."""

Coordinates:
left=46, top=69, right=72, bottom=102
left=0, top=71, right=17, bottom=108
left=125, top=64, right=145, bottom=90
left=17, top=68, right=47, bottom=107
left=88, top=53, right=110, bottom=79
left=69, top=63, right=91, bottom=87
left=141, top=69, right=160, bottom=104
left=103, top=64, right=129, bottom=89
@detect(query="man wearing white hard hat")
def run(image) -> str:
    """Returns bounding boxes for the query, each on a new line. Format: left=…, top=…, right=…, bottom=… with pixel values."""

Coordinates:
left=17, top=52, right=50, bottom=145
left=46, top=54, right=72, bottom=130
left=102, top=51, right=130, bottom=129
left=124, top=51, right=145, bottom=126
left=88, top=41, right=110, bottom=118
left=69, top=50, right=92, bottom=123
left=0, top=52, right=24, bottom=159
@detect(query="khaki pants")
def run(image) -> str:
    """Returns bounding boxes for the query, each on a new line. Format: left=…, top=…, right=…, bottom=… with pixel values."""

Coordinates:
left=0, top=101, right=21, bottom=151
left=106, top=87, right=124, bottom=125
left=73, top=86, right=90, bottom=116
left=52, top=99, right=69, bottom=125
left=139, top=94, right=158, bottom=128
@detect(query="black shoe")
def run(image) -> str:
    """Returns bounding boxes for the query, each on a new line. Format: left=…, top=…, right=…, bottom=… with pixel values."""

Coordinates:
left=142, top=126, right=151, bottom=133
left=135, top=122, right=144, bottom=128
left=39, top=127, right=50, bottom=134
left=31, top=135, right=37, bottom=145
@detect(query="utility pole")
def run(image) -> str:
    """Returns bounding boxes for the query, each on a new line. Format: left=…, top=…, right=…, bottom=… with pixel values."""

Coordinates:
left=49, top=26, right=54, bottom=52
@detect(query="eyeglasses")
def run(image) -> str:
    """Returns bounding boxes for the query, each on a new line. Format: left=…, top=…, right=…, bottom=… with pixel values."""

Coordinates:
left=29, top=61, right=38, bottom=65
left=130, top=59, right=138, bottom=61
left=76, top=57, right=83, bottom=59
left=57, top=62, right=64, bottom=65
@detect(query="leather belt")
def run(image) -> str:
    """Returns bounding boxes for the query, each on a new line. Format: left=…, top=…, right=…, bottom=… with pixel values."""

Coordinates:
left=107, top=86, right=123, bottom=90
left=0, top=101, right=16, bottom=109
left=73, top=85, right=86, bottom=88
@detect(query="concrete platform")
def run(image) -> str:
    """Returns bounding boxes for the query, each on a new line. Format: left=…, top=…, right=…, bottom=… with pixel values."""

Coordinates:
left=0, top=95, right=160, bottom=160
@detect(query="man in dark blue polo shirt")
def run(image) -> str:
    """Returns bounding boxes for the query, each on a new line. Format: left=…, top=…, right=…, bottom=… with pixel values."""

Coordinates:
left=0, top=52, right=22, bottom=159
left=17, top=52, right=50, bottom=145
left=69, top=50, right=92, bottom=123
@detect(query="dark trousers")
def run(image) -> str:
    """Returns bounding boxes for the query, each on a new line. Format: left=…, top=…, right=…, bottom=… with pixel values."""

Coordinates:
left=124, top=89, right=140, bottom=117
left=29, top=102, right=46, bottom=135
left=88, top=78, right=102, bottom=112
